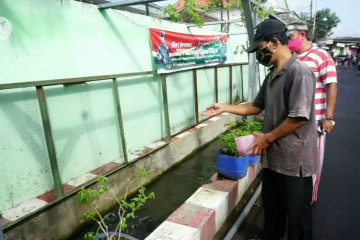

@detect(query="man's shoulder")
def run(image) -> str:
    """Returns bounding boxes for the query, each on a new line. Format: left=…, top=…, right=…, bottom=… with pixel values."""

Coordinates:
left=284, top=59, right=315, bottom=82
left=292, top=58, right=313, bottom=73
left=304, top=47, right=332, bottom=61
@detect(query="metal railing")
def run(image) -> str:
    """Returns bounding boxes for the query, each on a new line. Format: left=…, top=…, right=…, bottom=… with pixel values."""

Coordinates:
left=0, top=62, right=249, bottom=229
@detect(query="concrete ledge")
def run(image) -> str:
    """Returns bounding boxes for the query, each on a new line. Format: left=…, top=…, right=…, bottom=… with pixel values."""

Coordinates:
left=145, top=221, right=201, bottom=240
left=3, top=113, right=241, bottom=240
left=145, top=162, right=262, bottom=240
left=186, top=187, right=228, bottom=232
left=167, top=203, right=216, bottom=240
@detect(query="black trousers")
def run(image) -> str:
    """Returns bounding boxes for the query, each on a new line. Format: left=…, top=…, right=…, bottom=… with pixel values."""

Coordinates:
left=261, top=168, right=313, bottom=240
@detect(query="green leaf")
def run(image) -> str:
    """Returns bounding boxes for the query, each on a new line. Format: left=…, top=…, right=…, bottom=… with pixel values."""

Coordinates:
left=219, top=119, right=263, bottom=156
left=83, top=212, right=94, bottom=220
left=126, top=212, right=135, bottom=219
left=120, top=221, right=127, bottom=230
left=84, top=232, right=97, bottom=240
left=137, top=168, right=149, bottom=178
left=98, top=176, right=108, bottom=183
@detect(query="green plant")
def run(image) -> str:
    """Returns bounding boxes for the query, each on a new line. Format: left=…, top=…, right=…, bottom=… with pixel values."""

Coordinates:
left=219, top=119, right=263, bottom=156
left=163, top=0, right=273, bottom=28
left=77, top=169, right=156, bottom=240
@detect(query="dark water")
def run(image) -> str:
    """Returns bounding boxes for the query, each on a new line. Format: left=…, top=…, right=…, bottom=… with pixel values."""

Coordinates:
left=70, top=139, right=223, bottom=240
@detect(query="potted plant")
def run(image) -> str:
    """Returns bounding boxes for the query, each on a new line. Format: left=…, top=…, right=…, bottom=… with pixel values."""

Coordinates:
left=77, top=169, right=156, bottom=240
left=217, top=119, right=263, bottom=179
left=234, top=119, right=263, bottom=157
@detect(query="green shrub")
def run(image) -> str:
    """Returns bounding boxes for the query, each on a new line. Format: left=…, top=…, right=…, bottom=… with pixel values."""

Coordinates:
left=77, top=169, right=155, bottom=240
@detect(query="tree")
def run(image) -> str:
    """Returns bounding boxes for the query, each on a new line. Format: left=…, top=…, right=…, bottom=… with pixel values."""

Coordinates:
left=163, top=0, right=272, bottom=27
left=301, top=8, right=340, bottom=41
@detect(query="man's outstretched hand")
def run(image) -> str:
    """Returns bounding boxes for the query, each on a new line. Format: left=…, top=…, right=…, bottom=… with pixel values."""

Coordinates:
left=202, top=103, right=224, bottom=116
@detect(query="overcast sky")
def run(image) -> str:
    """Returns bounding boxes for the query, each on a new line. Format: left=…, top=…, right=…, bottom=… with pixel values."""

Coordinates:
left=158, top=0, right=359, bottom=37
left=287, top=0, right=360, bottom=37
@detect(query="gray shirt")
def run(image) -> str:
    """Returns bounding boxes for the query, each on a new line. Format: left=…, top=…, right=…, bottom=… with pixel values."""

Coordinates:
left=253, top=53, right=318, bottom=177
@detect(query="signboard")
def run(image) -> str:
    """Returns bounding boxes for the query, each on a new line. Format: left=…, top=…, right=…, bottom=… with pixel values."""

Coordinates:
left=149, top=28, right=227, bottom=74
left=336, top=43, right=345, bottom=47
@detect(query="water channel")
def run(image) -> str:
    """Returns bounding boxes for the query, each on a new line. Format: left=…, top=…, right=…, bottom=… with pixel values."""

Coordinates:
left=70, top=139, right=224, bottom=239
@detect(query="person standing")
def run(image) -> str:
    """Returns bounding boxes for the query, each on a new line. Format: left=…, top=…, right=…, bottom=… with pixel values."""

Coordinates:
left=287, top=20, right=338, bottom=204
left=203, top=19, right=317, bottom=240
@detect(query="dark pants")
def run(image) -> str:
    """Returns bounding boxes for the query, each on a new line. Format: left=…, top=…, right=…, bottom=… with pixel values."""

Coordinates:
left=260, top=168, right=313, bottom=240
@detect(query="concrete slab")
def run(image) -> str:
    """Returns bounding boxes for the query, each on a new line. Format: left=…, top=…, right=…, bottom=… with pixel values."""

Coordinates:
left=186, top=187, right=228, bottom=231
left=145, top=221, right=201, bottom=240
left=2, top=198, right=48, bottom=221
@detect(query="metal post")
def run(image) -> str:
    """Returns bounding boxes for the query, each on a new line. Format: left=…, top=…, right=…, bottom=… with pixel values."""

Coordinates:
left=229, top=66, right=233, bottom=104
left=241, top=0, right=255, bottom=44
left=240, top=65, right=244, bottom=101
left=145, top=4, right=149, bottom=16
left=193, top=70, right=199, bottom=124
left=161, top=74, right=171, bottom=142
left=112, top=78, right=128, bottom=163
left=36, top=86, right=64, bottom=198
left=214, top=67, right=218, bottom=103
left=0, top=214, right=4, bottom=240
left=242, top=0, right=257, bottom=101
left=242, top=0, right=257, bottom=121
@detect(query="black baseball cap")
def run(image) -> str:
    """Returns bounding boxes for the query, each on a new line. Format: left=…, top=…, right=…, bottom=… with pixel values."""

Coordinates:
left=246, top=19, right=287, bottom=53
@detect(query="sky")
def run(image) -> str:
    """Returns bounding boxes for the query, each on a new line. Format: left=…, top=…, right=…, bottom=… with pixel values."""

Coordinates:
left=286, top=0, right=360, bottom=37
left=157, top=0, right=359, bottom=38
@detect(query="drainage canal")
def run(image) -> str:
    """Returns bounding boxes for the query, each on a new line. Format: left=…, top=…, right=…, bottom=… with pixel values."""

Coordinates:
left=70, top=139, right=224, bottom=239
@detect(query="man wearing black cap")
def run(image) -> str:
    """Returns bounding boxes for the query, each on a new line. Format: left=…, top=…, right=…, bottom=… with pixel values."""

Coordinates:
left=203, top=18, right=317, bottom=239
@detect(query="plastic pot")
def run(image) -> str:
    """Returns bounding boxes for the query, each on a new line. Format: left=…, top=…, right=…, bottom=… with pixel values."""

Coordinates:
left=216, top=149, right=248, bottom=180
left=248, top=155, right=260, bottom=166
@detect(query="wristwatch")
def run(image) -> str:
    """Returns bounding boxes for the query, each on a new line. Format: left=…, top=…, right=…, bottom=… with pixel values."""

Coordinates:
left=324, top=116, right=333, bottom=121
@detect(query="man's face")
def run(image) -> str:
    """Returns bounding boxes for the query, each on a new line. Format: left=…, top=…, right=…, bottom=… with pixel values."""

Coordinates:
left=288, top=30, right=300, bottom=40
left=287, top=30, right=306, bottom=52
left=255, top=40, right=277, bottom=66
left=257, top=40, right=271, bottom=51
left=288, top=30, right=307, bottom=41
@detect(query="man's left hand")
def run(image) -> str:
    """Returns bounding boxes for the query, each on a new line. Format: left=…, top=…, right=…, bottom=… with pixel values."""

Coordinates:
left=245, top=132, right=270, bottom=155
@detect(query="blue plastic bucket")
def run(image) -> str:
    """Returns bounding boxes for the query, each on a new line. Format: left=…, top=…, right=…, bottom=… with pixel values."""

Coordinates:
left=216, top=149, right=249, bottom=179
left=248, top=155, right=260, bottom=166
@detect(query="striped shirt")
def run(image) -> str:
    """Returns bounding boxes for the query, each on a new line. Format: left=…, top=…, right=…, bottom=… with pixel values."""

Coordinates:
left=297, top=46, right=337, bottom=120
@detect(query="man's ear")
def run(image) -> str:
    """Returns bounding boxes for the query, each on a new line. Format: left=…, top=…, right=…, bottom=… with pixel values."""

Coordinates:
left=300, top=32, right=307, bottom=39
left=271, top=38, right=281, bottom=47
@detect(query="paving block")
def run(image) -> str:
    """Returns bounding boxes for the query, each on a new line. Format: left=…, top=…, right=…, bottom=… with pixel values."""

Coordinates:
left=145, top=221, right=200, bottom=240
left=166, top=203, right=216, bottom=240
left=186, top=187, right=228, bottom=231
left=202, top=177, right=238, bottom=215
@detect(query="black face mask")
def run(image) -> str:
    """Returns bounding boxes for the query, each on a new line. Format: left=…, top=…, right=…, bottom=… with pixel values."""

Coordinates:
left=256, top=42, right=275, bottom=66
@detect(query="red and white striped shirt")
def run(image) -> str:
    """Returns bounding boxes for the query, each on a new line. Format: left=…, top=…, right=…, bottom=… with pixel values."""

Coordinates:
left=297, top=46, right=337, bottom=120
